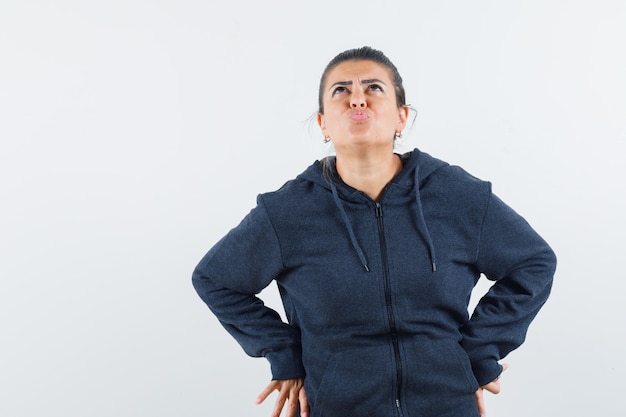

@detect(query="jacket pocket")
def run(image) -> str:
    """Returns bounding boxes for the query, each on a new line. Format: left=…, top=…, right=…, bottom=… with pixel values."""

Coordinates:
left=403, top=338, right=479, bottom=395
left=310, top=345, right=396, bottom=417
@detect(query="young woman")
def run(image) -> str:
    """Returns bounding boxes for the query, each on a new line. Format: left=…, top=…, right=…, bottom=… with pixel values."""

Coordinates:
left=192, top=46, right=556, bottom=417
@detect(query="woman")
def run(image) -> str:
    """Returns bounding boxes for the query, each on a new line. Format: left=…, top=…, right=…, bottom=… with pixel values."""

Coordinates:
left=192, top=46, right=556, bottom=417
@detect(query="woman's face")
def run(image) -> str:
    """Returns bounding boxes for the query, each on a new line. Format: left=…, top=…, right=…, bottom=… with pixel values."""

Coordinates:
left=317, top=60, right=408, bottom=151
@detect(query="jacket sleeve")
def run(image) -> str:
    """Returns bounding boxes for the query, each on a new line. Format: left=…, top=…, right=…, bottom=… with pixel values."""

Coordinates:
left=460, top=189, right=557, bottom=386
left=192, top=195, right=305, bottom=380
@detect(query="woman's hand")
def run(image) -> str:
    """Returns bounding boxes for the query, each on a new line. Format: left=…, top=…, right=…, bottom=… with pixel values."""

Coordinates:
left=256, top=378, right=308, bottom=417
left=475, top=363, right=508, bottom=417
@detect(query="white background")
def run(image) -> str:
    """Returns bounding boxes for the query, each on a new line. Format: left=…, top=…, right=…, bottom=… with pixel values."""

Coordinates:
left=1, top=1, right=624, bottom=416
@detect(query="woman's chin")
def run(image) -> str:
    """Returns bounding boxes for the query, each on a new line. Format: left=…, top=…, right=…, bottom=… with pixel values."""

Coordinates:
left=334, top=137, right=393, bottom=150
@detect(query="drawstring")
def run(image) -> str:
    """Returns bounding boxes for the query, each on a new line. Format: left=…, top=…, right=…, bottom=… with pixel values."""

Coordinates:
left=329, top=181, right=370, bottom=272
left=326, top=164, right=436, bottom=274
left=413, top=166, right=437, bottom=272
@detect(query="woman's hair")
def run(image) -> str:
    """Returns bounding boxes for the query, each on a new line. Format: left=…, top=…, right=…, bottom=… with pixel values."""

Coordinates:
left=317, top=46, right=407, bottom=114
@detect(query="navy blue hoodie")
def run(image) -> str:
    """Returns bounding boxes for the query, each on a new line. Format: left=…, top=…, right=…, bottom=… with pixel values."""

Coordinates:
left=192, top=149, right=556, bottom=417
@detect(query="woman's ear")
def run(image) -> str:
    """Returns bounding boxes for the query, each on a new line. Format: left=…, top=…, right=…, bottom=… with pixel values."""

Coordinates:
left=398, top=106, right=409, bottom=130
left=317, top=113, right=327, bottom=136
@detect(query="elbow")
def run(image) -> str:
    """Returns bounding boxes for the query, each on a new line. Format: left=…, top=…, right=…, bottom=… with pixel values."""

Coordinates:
left=536, top=245, right=557, bottom=297
left=544, top=244, right=558, bottom=277
left=191, top=263, right=212, bottom=296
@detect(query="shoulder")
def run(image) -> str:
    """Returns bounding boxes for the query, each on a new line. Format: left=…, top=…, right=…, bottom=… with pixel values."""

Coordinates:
left=438, top=164, right=490, bottom=191
left=416, top=149, right=489, bottom=190
left=258, top=181, right=330, bottom=226
left=259, top=177, right=316, bottom=207
left=418, top=153, right=492, bottom=213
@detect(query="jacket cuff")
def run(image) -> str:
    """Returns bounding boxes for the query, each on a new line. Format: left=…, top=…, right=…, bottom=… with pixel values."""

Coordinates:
left=265, top=346, right=306, bottom=380
left=472, top=360, right=503, bottom=387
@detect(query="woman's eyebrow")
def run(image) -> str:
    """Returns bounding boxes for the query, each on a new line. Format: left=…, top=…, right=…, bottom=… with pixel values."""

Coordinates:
left=361, top=78, right=387, bottom=85
left=328, top=79, right=387, bottom=91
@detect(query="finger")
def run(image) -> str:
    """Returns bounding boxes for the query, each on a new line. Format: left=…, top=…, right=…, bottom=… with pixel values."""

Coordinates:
left=299, top=387, right=309, bottom=417
left=272, top=397, right=287, bottom=417
left=284, top=381, right=305, bottom=417
left=284, top=393, right=299, bottom=417
left=483, top=380, right=501, bottom=395
left=256, top=380, right=279, bottom=405
left=272, top=390, right=288, bottom=417
left=501, top=363, right=509, bottom=373
left=475, top=388, right=486, bottom=417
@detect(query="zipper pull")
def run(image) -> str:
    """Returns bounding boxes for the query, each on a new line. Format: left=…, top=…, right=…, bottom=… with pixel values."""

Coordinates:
left=375, top=203, right=383, bottom=218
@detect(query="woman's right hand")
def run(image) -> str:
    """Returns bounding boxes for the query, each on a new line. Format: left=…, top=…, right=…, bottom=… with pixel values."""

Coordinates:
left=256, top=378, right=309, bottom=417
left=475, top=363, right=508, bottom=417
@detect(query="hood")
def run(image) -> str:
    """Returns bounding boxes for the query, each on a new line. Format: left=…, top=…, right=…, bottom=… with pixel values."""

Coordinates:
left=296, top=148, right=448, bottom=273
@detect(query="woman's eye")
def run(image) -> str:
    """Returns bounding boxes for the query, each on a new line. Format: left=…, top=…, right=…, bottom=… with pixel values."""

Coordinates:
left=368, top=84, right=383, bottom=92
left=332, top=86, right=348, bottom=95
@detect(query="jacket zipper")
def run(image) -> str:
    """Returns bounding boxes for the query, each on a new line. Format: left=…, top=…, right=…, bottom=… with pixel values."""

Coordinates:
left=376, top=202, right=404, bottom=417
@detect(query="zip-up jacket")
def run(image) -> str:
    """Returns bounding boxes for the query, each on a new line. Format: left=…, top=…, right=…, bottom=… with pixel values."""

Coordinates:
left=192, top=148, right=556, bottom=417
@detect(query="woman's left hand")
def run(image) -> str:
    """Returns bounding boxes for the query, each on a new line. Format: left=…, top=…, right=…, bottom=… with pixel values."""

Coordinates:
left=256, top=378, right=308, bottom=417
left=475, top=363, right=508, bottom=417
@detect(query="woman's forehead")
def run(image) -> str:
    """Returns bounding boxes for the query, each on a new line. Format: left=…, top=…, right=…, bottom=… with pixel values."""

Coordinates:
left=326, top=60, right=393, bottom=83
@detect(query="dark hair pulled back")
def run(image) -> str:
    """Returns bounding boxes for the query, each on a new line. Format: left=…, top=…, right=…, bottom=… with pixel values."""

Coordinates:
left=318, top=46, right=407, bottom=114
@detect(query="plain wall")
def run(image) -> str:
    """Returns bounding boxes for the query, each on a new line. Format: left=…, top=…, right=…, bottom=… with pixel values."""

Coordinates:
left=1, top=1, right=624, bottom=416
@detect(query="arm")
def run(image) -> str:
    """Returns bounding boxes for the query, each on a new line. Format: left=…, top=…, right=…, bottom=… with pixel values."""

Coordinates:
left=461, top=191, right=557, bottom=386
left=192, top=196, right=305, bottom=380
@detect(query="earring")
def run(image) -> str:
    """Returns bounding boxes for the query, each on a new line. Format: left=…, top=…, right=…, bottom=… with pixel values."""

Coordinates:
left=395, top=131, right=402, bottom=139
left=324, top=136, right=332, bottom=143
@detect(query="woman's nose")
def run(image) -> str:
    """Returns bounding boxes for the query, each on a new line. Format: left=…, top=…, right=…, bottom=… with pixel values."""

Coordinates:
left=350, top=90, right=367, bottom=108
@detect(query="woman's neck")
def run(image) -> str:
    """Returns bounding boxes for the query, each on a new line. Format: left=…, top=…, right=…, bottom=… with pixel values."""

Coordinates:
left=335, top=147, right=402, bottom=201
